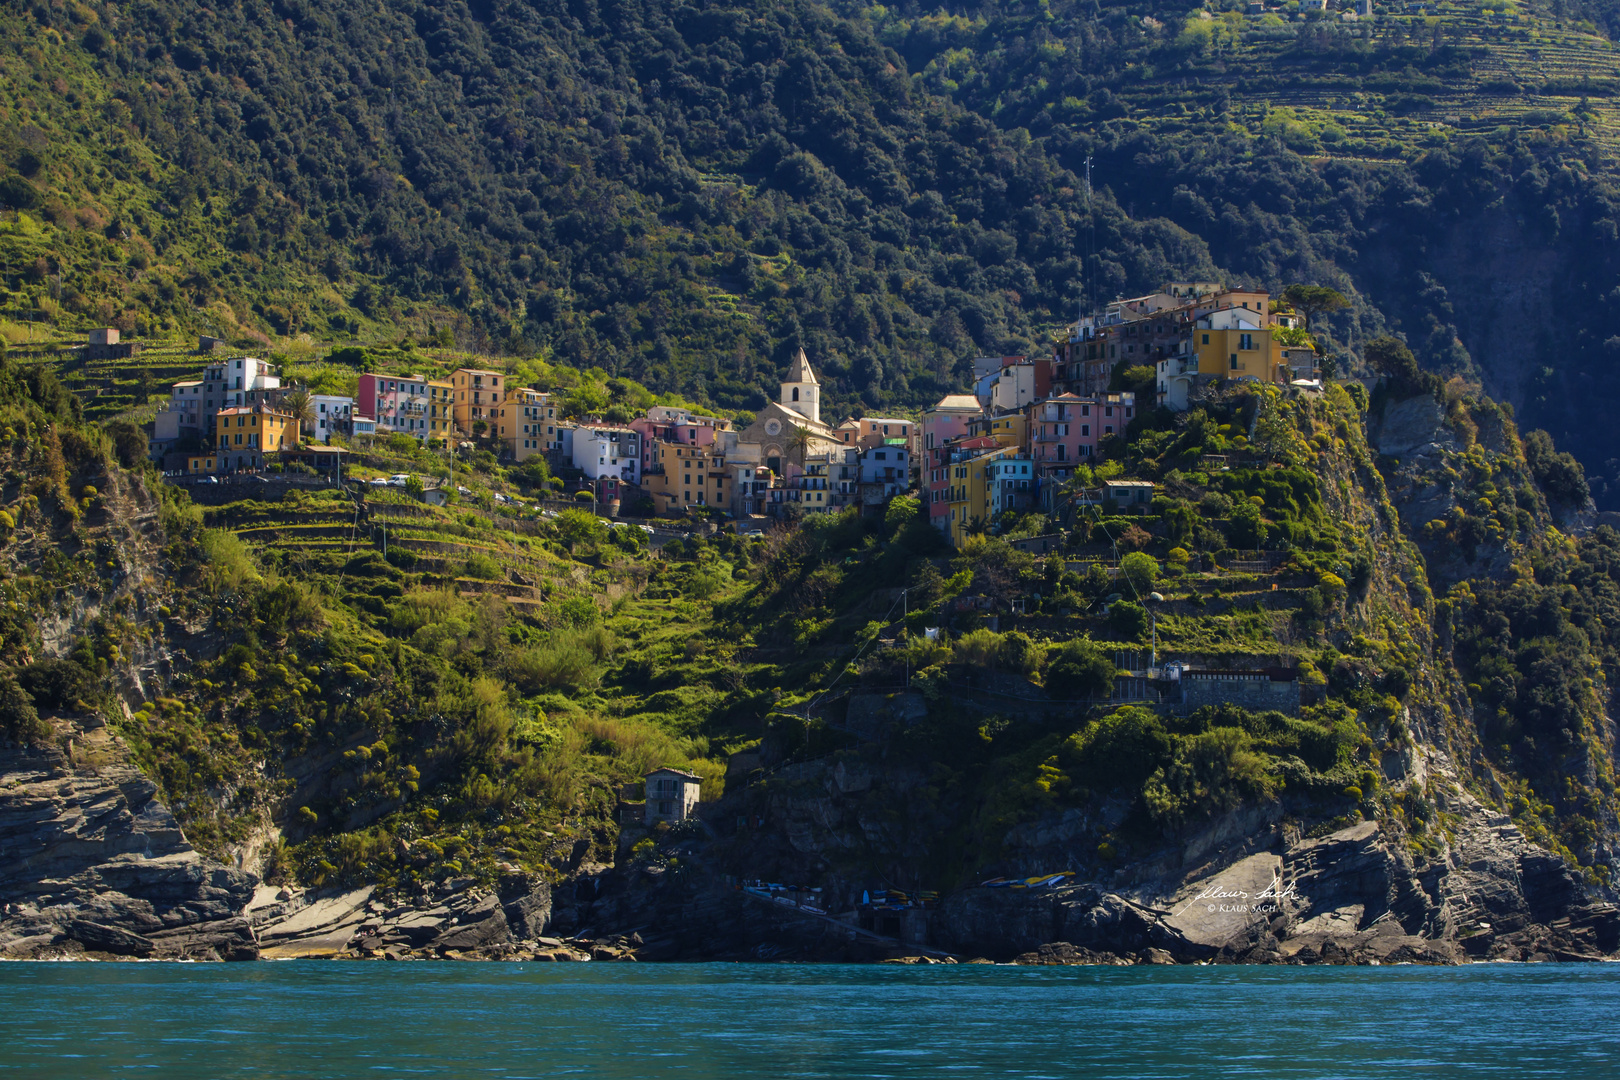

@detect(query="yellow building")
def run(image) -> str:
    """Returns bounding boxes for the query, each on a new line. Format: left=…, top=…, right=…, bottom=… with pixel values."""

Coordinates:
left=834, top=416, right=914, bottom=449
left=452, top=368, right=504, bottom=435
left=969, top=412, right=1028, bottom=451
left=943, top=446, right=1016, bottom=547
left=644, top=441, right=729, bottom=516
left=497, top=388, right=557, bottom=462
left=214, top=406, right=295, bottom=470
left=428, top=378, right=454, bottom=441
left=1192, top=320, right=1286, bottom=383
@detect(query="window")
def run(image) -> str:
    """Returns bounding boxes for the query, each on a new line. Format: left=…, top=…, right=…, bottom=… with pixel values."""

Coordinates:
left=1230, top=354, right=1239, bottom=370
left=1202, top=334, right=1210, bottom=345
left=1239, top=333, right=1254, bottom=351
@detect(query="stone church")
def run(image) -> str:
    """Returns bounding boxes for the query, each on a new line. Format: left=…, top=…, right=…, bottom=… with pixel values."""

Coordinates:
left=731, top=349, right=844, bottom=474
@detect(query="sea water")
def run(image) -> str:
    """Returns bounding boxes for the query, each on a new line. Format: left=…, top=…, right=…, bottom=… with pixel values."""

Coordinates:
left=1, top=961, right=1617, bottom=1078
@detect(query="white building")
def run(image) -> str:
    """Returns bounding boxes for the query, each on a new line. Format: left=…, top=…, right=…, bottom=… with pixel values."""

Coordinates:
left=989, top=363, right=1043, bottom=413
left=571, top=424, right=641, bottom=487
left=210, top=357, right=280, bottom=407
left=309, top=394, right=356, bottom=440
left=859, top=444, right=909, bottom=492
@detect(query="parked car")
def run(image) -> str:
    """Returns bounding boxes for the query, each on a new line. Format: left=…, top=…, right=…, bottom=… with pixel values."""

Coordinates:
left=638, top=524, right=655, bottom=534
left=389, top=474, right=411, bottom=487
left=368, top=477, right=389, bottom=487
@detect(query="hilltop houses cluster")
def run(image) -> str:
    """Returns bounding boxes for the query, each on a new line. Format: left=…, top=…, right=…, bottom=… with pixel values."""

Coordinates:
left=921, top=281, right=1318, bottom=545
left=144, top=349, right=912, bottom=519
left=143, top=280, right=1315, bottom=530
left=150, top=358, right=568, bottom=476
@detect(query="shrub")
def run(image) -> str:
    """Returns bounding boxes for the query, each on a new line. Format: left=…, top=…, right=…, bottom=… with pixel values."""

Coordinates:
left=256, top=579, right=325, bottom=634
left=1110, top=600, right=1148, bottom=640
left=505, top=627, right=615, bottom=692
left=999, top=631, right=1041, bottom=675
left=0, top=672, right=47, bottom=743
left=464, top=553, right=502, bottom=579
left=1044, top=638, right=1117, bottom=700
left=1062, top=707, right=1172, bottom=789
left=17, top=657, right=91, bottom=709
left=198, top=529, right=260, bottom=596
left=952, top=628, right=1004, bottom=668
left=384, top=547, right=419, bottom=569
left=554, top=508, right=606, bottom=549
left=1117, top=524, right=1152, bottom=552
left=1143, top=726, right=1272, bottom=829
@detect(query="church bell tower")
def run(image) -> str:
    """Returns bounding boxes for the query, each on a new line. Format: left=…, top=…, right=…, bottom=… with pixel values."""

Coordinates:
left=780, top=348, right=820, bottom=426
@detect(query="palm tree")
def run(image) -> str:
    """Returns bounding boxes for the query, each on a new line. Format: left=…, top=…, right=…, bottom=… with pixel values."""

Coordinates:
left=281, top=388, right=316, bottom=444
left=787, top=424, right=814, bottom=468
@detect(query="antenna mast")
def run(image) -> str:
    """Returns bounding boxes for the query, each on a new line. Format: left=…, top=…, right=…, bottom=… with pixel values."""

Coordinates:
left=1081, top=155, right=1094, bottom=328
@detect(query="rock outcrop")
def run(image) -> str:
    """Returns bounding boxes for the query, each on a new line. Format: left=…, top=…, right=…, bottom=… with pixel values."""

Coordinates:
left=926, top=797, right=1617, bottom=966
left=0, top=724, right=257, bottom=960
left=244, top=872, right=556, bottom=960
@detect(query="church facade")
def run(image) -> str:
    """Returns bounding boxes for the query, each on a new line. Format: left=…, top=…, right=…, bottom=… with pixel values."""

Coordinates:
left=729, top=349, right=844, bottom=476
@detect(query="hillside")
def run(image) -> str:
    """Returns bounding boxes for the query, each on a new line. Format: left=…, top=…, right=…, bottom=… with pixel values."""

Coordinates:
left=0, top=351, right=1616, bottom=960
left=3, top=0, right=1620, bottom=506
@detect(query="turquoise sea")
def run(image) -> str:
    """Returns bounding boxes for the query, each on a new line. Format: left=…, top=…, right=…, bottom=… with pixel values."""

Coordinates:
left=1, top=962, right=1617, bottom=1079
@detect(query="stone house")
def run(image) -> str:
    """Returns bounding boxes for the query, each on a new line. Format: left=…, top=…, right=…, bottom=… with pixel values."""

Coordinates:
left=644, top=767, right=702, bottom=826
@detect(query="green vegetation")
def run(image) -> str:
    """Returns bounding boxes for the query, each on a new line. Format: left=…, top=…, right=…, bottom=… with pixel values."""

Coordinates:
left=3, top=1, right=1620, bottom=506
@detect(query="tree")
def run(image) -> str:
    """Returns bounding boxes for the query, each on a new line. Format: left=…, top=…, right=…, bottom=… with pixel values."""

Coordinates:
left=1120, top=551, right=1159, bottom=596
left=787, top=424, right=814, bottom=467
left=554, top=508, right=606, bottom=550
left=884, top=495, right=920, bottom=536
left=1523, top=430, right=1590, bottom=506
left=1364, top=336, right=1421, bottom=383
left=102, top=420, right=148, bottom=468
left=1044, top=638, right=1118, bottom=700
left=281, top=388, right=315, bottom=444
left=1118, top=523, right=1152, bottom=552
left=1282, top=284, right=1349, bottom=328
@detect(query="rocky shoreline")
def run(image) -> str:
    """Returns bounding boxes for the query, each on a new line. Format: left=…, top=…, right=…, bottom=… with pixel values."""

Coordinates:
left=5, top=722, right=1619, bottom=967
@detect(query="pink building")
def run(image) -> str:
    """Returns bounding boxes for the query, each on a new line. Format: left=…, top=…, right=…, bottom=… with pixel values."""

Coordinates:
left=357, top=373, right=434, bottom=441
left=630, top=406, right=729, bottom=474
left=1029, top=392, right=1136, bottom=484
left=923, top=394, right=984, bottom=528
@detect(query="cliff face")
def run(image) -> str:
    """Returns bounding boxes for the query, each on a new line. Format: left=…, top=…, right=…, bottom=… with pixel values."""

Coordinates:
left=0, top=719, right=258, bottom=959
